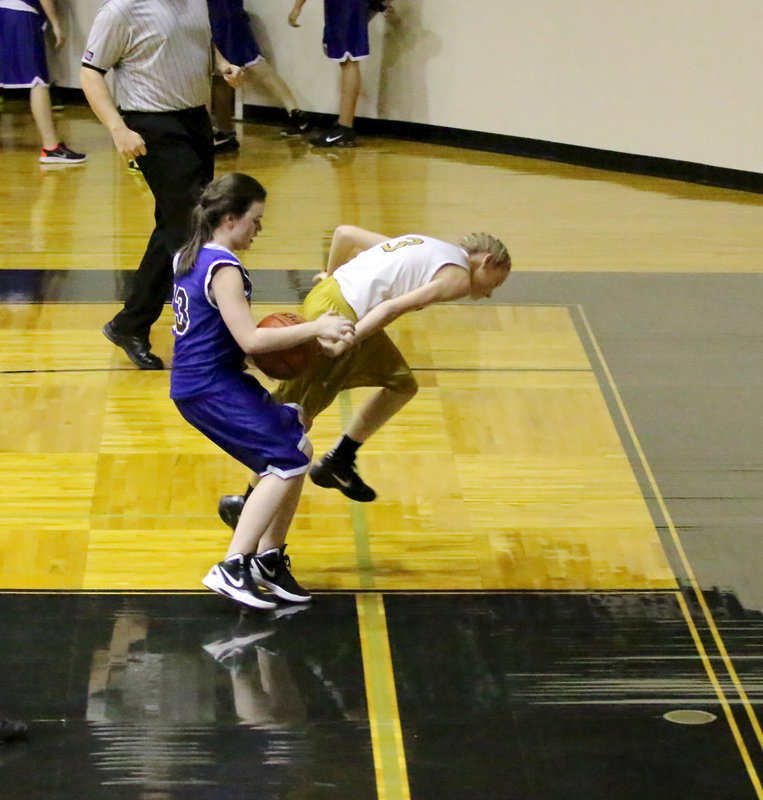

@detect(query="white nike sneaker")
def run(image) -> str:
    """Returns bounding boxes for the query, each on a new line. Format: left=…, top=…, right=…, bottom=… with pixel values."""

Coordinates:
left=249, top=547, right=312, bottom=603
left=202, top=629, right=275, bottom=671
left=202, top=554, right=277, bottom=610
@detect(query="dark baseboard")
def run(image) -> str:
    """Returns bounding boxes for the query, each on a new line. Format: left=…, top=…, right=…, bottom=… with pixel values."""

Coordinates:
left=243, top=103, right=763, bottom=195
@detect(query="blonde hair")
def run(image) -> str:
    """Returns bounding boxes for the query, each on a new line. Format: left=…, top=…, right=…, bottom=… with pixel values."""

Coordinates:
left=459, top=233, right=511, bottom=271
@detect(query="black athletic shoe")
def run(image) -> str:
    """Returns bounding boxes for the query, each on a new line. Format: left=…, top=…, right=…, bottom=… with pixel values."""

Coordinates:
left=213, top=129, right=240, bottom=154
left=310, top=125, right=356, bottom=148
left=218, top=494, right=246, bottom=530
left=250, top=547, right=312, bottom=603
left=310, top=455, right=376, bottom=502
left=39, top=141, right=87, bottom=164
left=202, top=554, right=277, bottom=610
left=281, top=108, right=312, bottom=137
left=0, top=717, right=27, bottom=744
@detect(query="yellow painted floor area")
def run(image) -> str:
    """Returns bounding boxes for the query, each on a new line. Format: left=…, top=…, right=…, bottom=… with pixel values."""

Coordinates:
left=0, top=303, right=676, bottom=592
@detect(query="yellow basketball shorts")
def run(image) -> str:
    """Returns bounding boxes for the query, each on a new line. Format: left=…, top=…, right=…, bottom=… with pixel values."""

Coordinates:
left=271, top=277, right=417, bottom=421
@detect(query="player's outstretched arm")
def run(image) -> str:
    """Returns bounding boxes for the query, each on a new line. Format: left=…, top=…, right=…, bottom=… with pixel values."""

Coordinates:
left=353, top=265, right=470, bottom=342
left=214, top=268, right=354, bottom=354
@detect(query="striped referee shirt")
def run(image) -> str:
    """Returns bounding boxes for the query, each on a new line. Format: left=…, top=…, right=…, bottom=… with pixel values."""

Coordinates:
left=82, top=0, right=213, bottom=112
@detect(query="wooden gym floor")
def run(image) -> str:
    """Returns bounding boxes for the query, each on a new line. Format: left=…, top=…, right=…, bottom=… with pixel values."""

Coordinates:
left=1, top=102, right=763, bottom=799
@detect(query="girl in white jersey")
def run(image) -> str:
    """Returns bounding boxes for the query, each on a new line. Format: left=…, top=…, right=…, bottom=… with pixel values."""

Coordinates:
left=217, top=225, right=510, bottom=525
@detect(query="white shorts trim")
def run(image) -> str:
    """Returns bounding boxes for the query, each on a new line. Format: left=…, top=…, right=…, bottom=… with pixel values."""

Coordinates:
left=330, top=52, right=370, bottom=63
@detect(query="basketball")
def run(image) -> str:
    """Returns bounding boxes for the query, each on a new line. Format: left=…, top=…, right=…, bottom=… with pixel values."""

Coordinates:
left=249, top=312, right=319, bottom=380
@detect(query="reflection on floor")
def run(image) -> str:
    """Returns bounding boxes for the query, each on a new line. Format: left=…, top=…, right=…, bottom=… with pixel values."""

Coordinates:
left=2, top=590, right=762, bottom=799
left=0, top=594, right=374, bottom=799
left=388, top=591, right=763, bottom=800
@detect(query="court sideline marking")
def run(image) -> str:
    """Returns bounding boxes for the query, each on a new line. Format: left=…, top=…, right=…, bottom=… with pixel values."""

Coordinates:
left=579, top=305, right=763, bottom=796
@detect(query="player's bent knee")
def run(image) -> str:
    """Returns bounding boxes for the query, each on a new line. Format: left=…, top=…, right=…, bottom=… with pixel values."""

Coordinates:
left=302, top=437, right=314, bottom=460
left=392, top=376, right=418, bottom=401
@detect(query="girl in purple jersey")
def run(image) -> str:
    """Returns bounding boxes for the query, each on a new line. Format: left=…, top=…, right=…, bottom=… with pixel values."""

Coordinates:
left=0, top=0, right=86, bottom=163
left=171, top=172, right=354, bottom=610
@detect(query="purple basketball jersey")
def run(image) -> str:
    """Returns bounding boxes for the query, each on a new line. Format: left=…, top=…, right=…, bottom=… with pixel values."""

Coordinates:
left=171, top=243, right=251, bottom=399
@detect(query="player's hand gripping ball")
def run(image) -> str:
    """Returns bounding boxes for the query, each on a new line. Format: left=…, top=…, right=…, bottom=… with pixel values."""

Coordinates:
left=249, top=312, right=319, bottom=380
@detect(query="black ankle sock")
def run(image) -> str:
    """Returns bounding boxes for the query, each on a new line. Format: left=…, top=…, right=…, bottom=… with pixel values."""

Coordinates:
left=330, top=435, right=362, bottom=463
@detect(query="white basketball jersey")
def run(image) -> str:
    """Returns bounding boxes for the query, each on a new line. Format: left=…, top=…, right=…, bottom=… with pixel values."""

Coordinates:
left=333, top=235, right=469, bottom=319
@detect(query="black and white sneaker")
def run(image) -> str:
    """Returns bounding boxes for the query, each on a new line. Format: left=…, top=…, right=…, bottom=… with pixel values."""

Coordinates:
left=202, top=554, right=277, bottom=610
left=218, top=494, right=246, bottom=530
left=310, top=455, right=376, bottom=502
left=39, top=141, right=87, bottom=164
left=281, top=108, right=312, bottom=137
left=310, top=125, right=356, bottom=148
left=250, top=547, right=312, bottom=603
left=213, top=129, right=240, bottom=154
left=202, top=628, right=274, bottom=671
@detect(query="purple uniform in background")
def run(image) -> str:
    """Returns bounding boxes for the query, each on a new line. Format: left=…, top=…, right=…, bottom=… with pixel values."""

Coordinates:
left=323, top=0, right=369, bottom=61
left=0, top=0, right=50, bottom=88
left=206, top=0, right=262, bottom=67
left=171, top=243, right=310, bottom=479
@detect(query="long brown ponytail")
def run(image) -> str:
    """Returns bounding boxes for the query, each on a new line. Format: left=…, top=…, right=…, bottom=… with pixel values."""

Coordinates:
left=175, top=173, right=267, bottom=277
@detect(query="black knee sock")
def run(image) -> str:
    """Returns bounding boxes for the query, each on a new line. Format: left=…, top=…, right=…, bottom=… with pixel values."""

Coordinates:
left=329, top=434, right=362, bottom=463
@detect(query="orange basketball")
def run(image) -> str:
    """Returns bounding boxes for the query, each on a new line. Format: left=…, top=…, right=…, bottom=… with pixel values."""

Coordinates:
left=249, top=312, right=319, bottom=380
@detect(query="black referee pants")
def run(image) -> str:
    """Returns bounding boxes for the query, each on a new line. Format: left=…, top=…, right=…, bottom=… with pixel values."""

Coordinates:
left=112, top=106, right=214, bottom=338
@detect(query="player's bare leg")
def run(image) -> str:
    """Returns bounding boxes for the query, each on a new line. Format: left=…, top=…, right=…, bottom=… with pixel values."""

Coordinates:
left=337, top=59, right=361, bottom=128
left=205, top=470, right=311, bottom=606
left=311, top=385, right=417, bottom=502
left=238, top=472, right=312, bottom=603
left=248, top=60, right=298, bottom=113
left=310, top=59, right=360, bottom=147
left=30, top=85, right=59, bottom=150
left=345, top=385, right=418, bottom=443
left=226, top=470, right=302, bottom=559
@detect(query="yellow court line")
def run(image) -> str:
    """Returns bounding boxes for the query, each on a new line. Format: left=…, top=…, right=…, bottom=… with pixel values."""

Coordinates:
left=356, top=593, right=411, bottom=800
left=675, top=591, right=763, bottom=796
left=579, top=305, right=763, bottom=785
left=338, top=392, right=409, bottom=797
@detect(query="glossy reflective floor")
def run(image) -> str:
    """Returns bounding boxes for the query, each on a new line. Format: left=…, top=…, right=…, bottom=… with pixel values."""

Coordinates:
left=1, top=102, right=763, bottom=799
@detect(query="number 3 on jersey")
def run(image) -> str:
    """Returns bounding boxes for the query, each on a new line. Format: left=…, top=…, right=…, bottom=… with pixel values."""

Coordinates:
left=382, top=236, right=424, bottom=252
left=173, top=286, right=190, bottom=335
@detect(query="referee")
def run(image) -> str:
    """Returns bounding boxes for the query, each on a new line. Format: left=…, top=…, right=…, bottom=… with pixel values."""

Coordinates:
left=80, top=0, right=244, bottom=370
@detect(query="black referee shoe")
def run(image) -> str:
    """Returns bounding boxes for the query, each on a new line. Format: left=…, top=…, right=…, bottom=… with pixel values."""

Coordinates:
left=103, top=321, right=164, bottom=370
